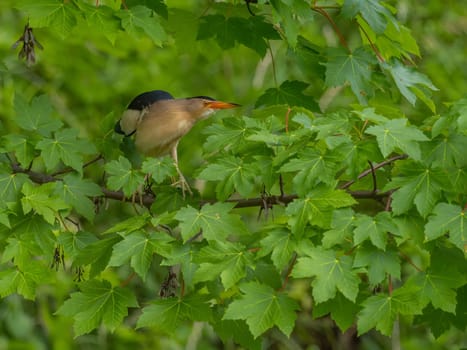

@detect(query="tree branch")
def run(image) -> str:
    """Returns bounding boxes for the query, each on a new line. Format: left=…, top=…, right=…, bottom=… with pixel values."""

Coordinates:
left=11, top=154, right=406, bottom=210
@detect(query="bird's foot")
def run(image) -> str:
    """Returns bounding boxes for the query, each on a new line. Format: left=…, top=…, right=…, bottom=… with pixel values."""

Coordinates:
left=172, top=174, right=192, bottom=198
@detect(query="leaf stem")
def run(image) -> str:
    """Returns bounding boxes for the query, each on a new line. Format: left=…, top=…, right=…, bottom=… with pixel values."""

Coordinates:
left=312, top=6, right=351, bottom=53
left=357, top=22, right=385, bottom=63
left=279, top=253, right=297, bottom=291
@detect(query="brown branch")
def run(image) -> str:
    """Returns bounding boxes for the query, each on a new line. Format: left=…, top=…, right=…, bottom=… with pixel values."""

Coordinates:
left=11, top=154, right=404, bottom=211
left=11, top=162, right=58, bottom=184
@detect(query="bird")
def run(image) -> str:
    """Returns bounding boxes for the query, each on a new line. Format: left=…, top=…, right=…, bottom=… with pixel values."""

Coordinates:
left=115, top=90, right=240, bottom=196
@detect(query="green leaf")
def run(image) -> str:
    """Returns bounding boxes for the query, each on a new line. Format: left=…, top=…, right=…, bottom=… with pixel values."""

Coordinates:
left=56, top=280, right=138, bottom=336
left=353, top=211, right=398, bottom=250
left=74, top=235, right=122, bottom=278
left=0, top=262, right=48, bottom=300
left=255, top=80, right=319, bottom=110
left=160, top=243, right=197, bottom=288
left=202, top=117, right=249, bottom=152
left=16, top=0, right=78, bottom=38
left=0, top=173, right=29, bottom=204
left=422, top=134, right=467, bottom=168
left=357, top=294, right=394, bottom=335
left=270, top=0, right=312, bottom=47
left=313, top=292, right=360, bottom=332
left=21, top=182, right=70, bottom=224
left=13, top=94, right=62, bottom=137
left=175, top=203, right=247, bottom=242
left=286, top=187, right=357, bottom=235
left=357, top=286, right=423, bottom=336
left=259, top=226, right=297, bottom=270
left=414, top=304, right=456, bottom=339
left=55, top=174, right=102, bottom=221
left=105, top=156, right=145, bottom=197
left=108, top=230, right=173, bottom=281
left=322, top=208, right=356, bottom=248
left=137, top=294, right=212, bottom=332
left=198, top=15, right=279, bottom=56
left=341, top=0, right=396, bottom=34
left=141, top=157, right=176, bottom=184
left=354, top=245, right=400, bottom=285
left=223, top=282, right=299, bottom=338
left=323, top=47, right=376, bottom=104
left=127, top=0, right=168, bottom=18
left=292, top=247, right=360, bottom=303
left=213, top=315, right=262, bottom=350
left=279, top=150, right=338, bottom=195
left=2, top=134, right=36, bottom=168
left=103, top=212, right=151, bottom=234
left=193, top=241, right=253, bottom=289
left=198, top=156, right=259, bottom=200
left=406, top=270, right=465, bottom=314
left=58, top=231, right=98, bottom=260
left=118, top=5, right=167, bottom=46
left=365, top=118, right=429, bottom=160
left=425, top=203, right=466, bottom=251
left=80, top=3, right=120, bottom=44
left=384, top=60, right=438, bottom=111
left=389, top=166, right=445, bottom=218
left=36, top=129, right=97, bottom=174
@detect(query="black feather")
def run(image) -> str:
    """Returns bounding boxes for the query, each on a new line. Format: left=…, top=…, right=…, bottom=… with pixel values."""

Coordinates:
left=114, top=120, right=125, bottom=135
left=114, top=121, right=135, bottom=136
left=187, top=96, right=215, bottom=101
left=127, top=90, right=174, bottom=110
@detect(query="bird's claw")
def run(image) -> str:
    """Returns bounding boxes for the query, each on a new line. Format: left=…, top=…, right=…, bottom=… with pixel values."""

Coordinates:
left=172, top=174, right=192, bottom=198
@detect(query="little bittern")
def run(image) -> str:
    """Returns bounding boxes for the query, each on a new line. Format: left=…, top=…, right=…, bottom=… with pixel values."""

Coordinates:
left=115, top=90, right=239, bottom=195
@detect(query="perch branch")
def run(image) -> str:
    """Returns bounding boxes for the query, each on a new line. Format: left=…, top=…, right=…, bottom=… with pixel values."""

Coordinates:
left=10, top=154, right=407, bottom=210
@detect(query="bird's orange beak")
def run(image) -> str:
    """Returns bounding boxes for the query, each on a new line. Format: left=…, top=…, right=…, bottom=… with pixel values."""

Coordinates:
left=205, top=101, right=240, bottom=109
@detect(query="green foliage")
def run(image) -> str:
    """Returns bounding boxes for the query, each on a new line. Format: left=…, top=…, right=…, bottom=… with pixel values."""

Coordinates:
left=1, top=0, right=466, bottom=349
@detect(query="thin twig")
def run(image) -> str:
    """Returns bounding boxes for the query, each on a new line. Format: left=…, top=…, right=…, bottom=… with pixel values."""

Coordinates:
left=399, top=252, right=423, bottom=272
left=368, top=160, right=377, bottom=193
left=267, top=40, right=278, bottom=87
left=357, top=22, right=385, bottom=63
left=245, top=0, right=256, bottom=16
left=340, top=154, right=408, bottom=190
left=120, top=272, right=136, bottom=287
left=285, top=107, right=291, bottom=133
left=312, top=6, right=351, bottom=53
left=279, top=174, right=285, bottom=198
left=51, top=154, right=103, bottom=177
left=279, top=253, right=297, bottom=291
left=385, top=193, right=392, bottom=211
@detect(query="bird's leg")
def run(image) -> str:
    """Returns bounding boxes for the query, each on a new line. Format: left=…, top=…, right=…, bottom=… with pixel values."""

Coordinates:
left=171, top=143, right=192, bottom=197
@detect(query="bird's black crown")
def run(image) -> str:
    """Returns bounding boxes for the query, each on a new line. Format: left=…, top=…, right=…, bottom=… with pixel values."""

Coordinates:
left=127, top=90, right=174, bottom=110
